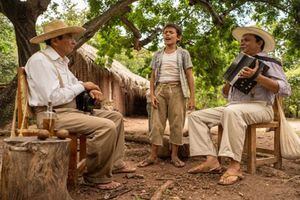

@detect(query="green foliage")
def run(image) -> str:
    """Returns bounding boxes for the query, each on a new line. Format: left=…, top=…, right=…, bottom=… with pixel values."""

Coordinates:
left=84, top=0, right=299, bottom=110
left=285, top=65, right=300, bottom=118
left=0, top=14, right=17, bottom=84
left=251, top=0, right=300, bottom=70
left=40, top=0, right=88, bottom=27
left=114, top=49, right=153, bottom=79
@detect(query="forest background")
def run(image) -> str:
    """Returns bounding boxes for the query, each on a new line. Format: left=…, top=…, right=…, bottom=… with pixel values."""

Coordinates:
left=0, top=0, right=299, bottom=127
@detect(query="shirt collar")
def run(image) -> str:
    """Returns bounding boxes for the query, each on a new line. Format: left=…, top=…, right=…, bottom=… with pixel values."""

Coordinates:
left=158, top=46, right=183, bottom=55
left=256, top=52, right=268, bottom=57
left=42, top=46, right=70, bottom=64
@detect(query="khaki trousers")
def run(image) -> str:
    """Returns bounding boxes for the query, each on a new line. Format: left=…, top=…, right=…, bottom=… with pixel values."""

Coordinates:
left=150, top=83, right=186, bottom=146
left=188, top=102, right=273, bottom=162
left=36, top=108, right=125, bottom=184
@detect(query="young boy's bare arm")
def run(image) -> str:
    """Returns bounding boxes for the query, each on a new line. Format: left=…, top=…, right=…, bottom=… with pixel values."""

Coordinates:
left=150, top=70, right=159, bottom=108
left=185, top=68, right=195, bottom=110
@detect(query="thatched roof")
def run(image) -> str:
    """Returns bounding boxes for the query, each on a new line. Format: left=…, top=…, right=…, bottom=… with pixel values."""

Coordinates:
left=73, top=44, right=149, bottom=97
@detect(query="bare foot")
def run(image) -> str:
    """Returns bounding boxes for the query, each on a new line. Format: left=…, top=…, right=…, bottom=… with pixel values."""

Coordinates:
left=171, top=157, right=185, bottom=168
left=138, top=157, right=157, bottom=167
left=113, top=162, right=136, bottom=174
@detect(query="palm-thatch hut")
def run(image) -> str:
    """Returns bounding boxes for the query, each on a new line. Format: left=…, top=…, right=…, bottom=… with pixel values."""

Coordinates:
left=70, top=44, right=149, bottom=116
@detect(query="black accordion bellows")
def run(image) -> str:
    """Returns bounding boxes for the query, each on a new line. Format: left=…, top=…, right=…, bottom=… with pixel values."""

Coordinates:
left=224, top=52, right=270, bottom=94
left=76, top=91, right=95, bottom=113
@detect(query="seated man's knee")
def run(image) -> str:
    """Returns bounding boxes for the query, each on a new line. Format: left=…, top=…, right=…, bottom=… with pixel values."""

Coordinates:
left=188, top=110, right=204, bottom=121
left=97, top=118, right=116, bottom=133
left=223, top=107, right=240, bottom=117
left=111, top=111, right=123, bottom=121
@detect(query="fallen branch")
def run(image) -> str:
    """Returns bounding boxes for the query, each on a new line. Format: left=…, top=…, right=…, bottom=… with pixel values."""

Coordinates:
left=0, top=130, right=10, bottom=136
left=125, top=134, right=150, bottom=144
left=284, top=175, right=300, bottom=183
left=103, top=186, right=132, bottom=199
left=150, top=180, right=174, bottom=200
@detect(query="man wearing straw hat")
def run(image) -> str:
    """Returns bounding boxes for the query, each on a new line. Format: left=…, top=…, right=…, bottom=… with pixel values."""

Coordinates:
left=187, top=26, right=291, bottom=185
left=25, top=20, right=136, bottom=190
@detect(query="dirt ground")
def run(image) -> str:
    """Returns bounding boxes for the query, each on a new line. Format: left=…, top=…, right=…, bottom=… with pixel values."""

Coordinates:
left=1, top=117, right=300, bottom=200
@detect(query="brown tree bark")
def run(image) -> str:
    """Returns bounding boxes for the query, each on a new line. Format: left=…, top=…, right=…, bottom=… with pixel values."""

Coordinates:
left=0, top=137, right=72, bottom=200
left=0, top=0, right=50, bottom=65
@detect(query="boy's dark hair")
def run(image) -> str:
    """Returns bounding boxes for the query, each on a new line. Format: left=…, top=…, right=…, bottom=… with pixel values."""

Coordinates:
left=45, top=35, right=64, bottom=46
left=163, top=23, right=182, bottom=36
left=254, top=35, right=265, bottom=51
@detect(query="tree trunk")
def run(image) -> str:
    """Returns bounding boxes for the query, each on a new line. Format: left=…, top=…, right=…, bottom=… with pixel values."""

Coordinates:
left=0, top=137, right=72, bottom=200
left=0, top=0, right=51, bottom=126
left=0, top=77, right=17, bottom=127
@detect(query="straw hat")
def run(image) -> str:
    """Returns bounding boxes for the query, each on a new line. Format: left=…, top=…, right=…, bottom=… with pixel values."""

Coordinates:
left=232, top=26, right=275, bottom=52
left=30, top=20, right=85, bottom=44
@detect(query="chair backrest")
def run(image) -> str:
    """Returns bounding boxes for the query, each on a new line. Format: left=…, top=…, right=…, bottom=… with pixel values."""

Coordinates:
left=17, top=67, right=33, bottom=131
left=273, top=96, right=282, bottom=122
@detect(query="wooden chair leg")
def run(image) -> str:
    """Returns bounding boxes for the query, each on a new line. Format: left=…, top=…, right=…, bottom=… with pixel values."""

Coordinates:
left=274, top=127, right=282, bottom=169
left=217, top=125, right=223, bottom=163
left=68, top=134, right=78, bottom=188
left=79, top=135, right=86, bottom=160
left=247, top=126, right=256, bottom=174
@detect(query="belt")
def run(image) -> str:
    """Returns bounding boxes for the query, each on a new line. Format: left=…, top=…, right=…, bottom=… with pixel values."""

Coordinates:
left=33, top=100, right=77, bottom=113
left=157, top=81, right=180, bottom=86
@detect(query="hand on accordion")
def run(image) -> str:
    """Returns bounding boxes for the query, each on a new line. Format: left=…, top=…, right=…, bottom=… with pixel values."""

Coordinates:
left=239, top=60, right=259, bottom=79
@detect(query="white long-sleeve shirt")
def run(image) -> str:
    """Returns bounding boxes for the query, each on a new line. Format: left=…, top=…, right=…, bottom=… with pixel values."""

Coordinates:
left=25, top=46, right=85, bottom=107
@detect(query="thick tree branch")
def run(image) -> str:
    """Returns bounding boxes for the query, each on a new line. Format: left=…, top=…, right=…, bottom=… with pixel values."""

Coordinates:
left=120, top=16, right=162, bottom=50
left=0, top=0, right=50, bottom=21
left=75, top=0, right=138, bottom=50
left=221, top=1, right=248, bottom=17
left=120, top=16, right=141, bottom=39
left=189, top=0, right=224, bottom=26
left=139, top=27, right=162, bottom=47
left=120, top=16, right=143, bottom=50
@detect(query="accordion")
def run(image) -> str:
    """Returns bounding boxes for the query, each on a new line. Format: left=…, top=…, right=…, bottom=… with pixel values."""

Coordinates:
left=223, top=52, right=270, bottom=94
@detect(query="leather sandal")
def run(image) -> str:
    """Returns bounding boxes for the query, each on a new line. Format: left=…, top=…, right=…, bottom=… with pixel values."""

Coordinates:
left=82, top=179, right=121, bottom=190
left=188, top=163, right=223, bottom=174
left=95, top=181, right=122, bottom=190
left=218, top=171, right=244, bottom=185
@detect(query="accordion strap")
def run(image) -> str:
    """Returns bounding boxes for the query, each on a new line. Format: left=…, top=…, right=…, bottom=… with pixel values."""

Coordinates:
left=254, top=55, right=282, bottom=67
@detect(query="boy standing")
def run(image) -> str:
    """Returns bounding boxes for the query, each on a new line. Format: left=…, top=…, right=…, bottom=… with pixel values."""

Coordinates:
left=139, top=23, right=195, bottom=167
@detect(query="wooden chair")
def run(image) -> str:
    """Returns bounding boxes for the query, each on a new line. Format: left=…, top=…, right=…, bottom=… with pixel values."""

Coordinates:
left=15, top=67, right=87, bottom=187
left=217, top=97, right=282, bottom=174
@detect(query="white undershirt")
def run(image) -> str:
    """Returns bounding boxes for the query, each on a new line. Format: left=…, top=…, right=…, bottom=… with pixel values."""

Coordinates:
left=158, top=51, right=180, bottom=83
left=25, top=46, right=85, bottom=107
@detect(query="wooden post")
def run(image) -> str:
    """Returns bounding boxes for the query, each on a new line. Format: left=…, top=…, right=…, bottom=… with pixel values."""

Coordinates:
left=217, top=125, right=223, bottom=164
left=247, top=126, right=256, bottom=174
left=68, top=134, right=78, bottom=188
left=0, top=137, right=72, bottom=200
left=274, top=126, right=282, bottom=169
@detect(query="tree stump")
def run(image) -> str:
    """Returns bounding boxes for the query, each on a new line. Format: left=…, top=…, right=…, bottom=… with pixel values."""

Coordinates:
left=0, top=137, right=72, bottom=200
